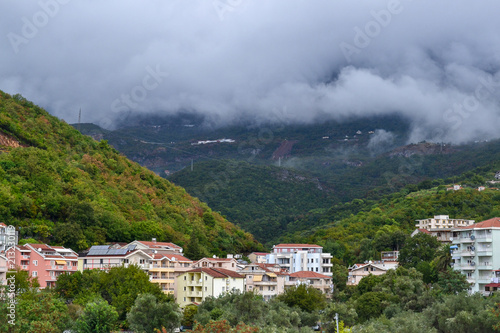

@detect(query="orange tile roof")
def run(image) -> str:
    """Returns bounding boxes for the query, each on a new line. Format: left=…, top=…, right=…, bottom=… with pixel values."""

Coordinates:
left=0, top=223, right=7, bottom=227
left=274, top=244, right=322, bottom=248
left=289, top=271, right=332, bottom=279
left=459, top=217, right=500, bottom=229
left=417, top=228, right=431, bottom=234
left=251, top=252, right=269, bottom=256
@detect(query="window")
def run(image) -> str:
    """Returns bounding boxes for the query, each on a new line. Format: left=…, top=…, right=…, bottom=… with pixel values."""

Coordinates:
left=316, top=267, right=318, bottom=272
left=184, top=276, right=186, bottom=280
left=100, top=259, right=103, bottom=264
left=33, top=260, right=38, bottom=266
left=205, top=287, right=207, bottom=291
left=184, top=297, right=186, bottom=302
left=32, top=271, right=37, bottom=277
left=222, top=287, right=225, bottom=291
left=184, top=287, right=186, bottom=291
left=123, top=259, right=129, bottom=263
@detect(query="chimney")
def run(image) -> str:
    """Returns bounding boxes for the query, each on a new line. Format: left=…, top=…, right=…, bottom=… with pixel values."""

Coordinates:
left=152, top=238, right=156, bottom=243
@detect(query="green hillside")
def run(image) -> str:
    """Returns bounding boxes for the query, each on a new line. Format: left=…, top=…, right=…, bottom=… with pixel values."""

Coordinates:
left=0, top=91, right=263, bottom=256
left=284, top=175, right=500, bottom=265
left=169, top=160, right=336, bottom=244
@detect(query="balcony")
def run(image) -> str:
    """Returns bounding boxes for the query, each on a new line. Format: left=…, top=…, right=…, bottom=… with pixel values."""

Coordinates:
left=460, top=265, right=476, bottom=270
left=476, top=250, right=493, bottom=257
left=477, top=264, right=493, bottom=270
left=476, top=236, right=493, bottom=243
left=187, top=290, right=202, bottom=297
left=254, top=281, right=278, bottom=286
left=150, top=265, right=175, bottom=272
left=477, top=277, right=491, bottom=284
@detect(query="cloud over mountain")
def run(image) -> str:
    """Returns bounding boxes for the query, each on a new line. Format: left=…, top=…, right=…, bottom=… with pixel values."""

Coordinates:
left=1, top=0, right=499, bottom=143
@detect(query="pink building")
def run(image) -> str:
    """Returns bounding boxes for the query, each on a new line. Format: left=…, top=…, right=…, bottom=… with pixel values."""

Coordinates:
left=6, top=243, right=78, bottom=288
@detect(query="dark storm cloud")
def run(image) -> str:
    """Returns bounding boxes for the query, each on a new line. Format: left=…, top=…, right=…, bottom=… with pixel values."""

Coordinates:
left=1, top=0, right=499, bottom=143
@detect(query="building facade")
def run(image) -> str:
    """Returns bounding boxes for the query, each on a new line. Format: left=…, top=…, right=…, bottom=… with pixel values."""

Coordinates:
left=286, top=271, right=333, bottom=296
left=192, top=257, right=239, bottom=271
left=0, top=254, right=7, bottom=285
left=451, top=217, right=500, bottom=295
left=347, top=261, right=398, bottom=286
left=0, top=223, right=17, bottom=252
left=176, top=268, right=244, bottom=308
left=238, top=263, right=287, bottom=300
left=415, top=215, right=475, bottom=243
left=266, top=244, right=333, bottom=277
left=7, top=243, right=78, bottom=288
left=79, top=244, right=152, bottom=271
left=149, top=253, right=192, bottom=297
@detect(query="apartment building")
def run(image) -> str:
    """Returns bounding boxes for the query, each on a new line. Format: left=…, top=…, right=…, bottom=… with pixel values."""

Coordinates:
left=6, top=243, right=78, bottom=288
left=79, top=244, right=152, bottom=271
left=176, top=267, right=244, bottom=308
left=0, top=254, right=7, bottom=285
left=286, top=271, right=333, bottom=296
left=239, top=263, right=287, bottom=300
left=451, top=217, right=500, bottom=294
left=149, top=253, right=192, bottom=297
left=127, top=239, right=183, bottom=254
left=414, top=215, right=475, bottom=243
left=0, top=223, right=17, bottom=252
left=266, top=244, right=333, bottom=277
left=248, top=252, right=269, bottom=264
left=192, top=257, right=239, bottom=271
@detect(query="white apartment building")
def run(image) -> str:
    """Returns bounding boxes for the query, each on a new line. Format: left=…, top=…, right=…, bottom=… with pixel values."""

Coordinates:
left=266, top=244, right=333, bottom=277
left=415, top=215, right=475, bottom=243
left=451, top=217, right=500, bottom=295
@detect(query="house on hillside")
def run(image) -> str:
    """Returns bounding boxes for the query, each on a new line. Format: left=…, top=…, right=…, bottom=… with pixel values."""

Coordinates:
left=286, top=271, right=333, bottom=296
left=7, top=244, right=78, bottom=288
left=414, top=215, right=475, bottom=243
left=266, top=244, right=333, bottom=276
left=176, top=268, right=244, bottom=308
left=149, top=253, right=193, bottom=297
left=192, top=257, right=239, bottom=271
left=127, top=239, right=183, bottom=254
left=248, top=252, right=269, bottom=264
left=239, top=263, right=287, bottom=300
left=79, top=244, right=152, bottom=272
left=495, top=171, right=500, bottom=180
left=347, top=260, right=398, bottom=286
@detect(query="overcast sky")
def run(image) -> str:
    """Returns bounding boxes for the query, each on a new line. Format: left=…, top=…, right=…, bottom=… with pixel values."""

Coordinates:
left=1, top=0, right=500, bottom=143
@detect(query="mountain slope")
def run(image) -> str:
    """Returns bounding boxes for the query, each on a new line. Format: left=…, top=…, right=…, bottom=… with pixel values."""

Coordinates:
left=169, top=160, right=336, bottom=244
left=0, top=92, right=262, bottom=255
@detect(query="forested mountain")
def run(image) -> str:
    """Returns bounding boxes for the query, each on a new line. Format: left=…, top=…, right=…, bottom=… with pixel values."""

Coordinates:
left=0, top=91, right=262, bottom=255
left=169, top=160, right=336, bottom=243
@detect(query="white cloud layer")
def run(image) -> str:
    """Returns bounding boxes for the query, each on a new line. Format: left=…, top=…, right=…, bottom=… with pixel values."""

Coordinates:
left=1, top=0, right=500, bottom=143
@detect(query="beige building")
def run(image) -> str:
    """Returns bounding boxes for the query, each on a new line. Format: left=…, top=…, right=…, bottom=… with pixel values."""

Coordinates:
left=177, top=267, right=245, bottom=308
left=347, top=260, right=398, bottom=286
left=127, top=239, right=183, bottom=254
left=149, top=253, right=193, bottom=297
left=192, top=257, right=239, bottom=271
left=239, top=263, right=288, bottom=300
left=248, top=252, right=269, bottom=264
left=286, top=271, right=333, bottom=296
left=414, top=215, right=475, bottom=243
left=79, top=245, right=152, bottom=271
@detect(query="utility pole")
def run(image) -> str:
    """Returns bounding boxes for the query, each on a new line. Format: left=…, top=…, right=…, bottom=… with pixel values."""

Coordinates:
left=191, top=159, right=193, bottom=171
left=335, top=313, right=339, bottom=333
left=78, top=108, right=81, bottom=132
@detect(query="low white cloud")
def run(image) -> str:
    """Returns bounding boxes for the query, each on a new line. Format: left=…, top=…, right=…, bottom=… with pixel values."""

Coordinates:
left=0, top=0, right=499, bottom=143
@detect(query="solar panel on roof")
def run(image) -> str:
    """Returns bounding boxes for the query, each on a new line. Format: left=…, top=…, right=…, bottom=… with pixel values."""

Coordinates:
left=127, top=245, right=136, bottom=251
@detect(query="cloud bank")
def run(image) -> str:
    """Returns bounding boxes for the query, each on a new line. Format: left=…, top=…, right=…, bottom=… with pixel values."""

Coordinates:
left=1, top=0, right=500, bottom=143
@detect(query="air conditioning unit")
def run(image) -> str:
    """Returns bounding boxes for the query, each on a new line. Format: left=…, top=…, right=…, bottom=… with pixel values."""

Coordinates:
left=198, top=279, right=202, bottom=283
left=470, top=251, right=475, bottom=256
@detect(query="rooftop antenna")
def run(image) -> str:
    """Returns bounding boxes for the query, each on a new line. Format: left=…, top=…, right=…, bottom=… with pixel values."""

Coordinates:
left=78, top=108, right=81, bottom=132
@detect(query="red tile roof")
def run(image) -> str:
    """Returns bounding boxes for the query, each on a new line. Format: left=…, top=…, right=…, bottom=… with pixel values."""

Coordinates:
left=485, top=283, right=500, bottom=288
left=0, top=223, right=7, bottom=227
left=417, top=228, right=431, bottom=234
left=274, top=244, right=322, bottom=248
left=459, top=217, right=500, bottom=229
left=136, top=241, right=181, bottom=249
left=163, top=254, right=192, bottom=262
left=251, top=252, right=269, bottom=256
left=289, top=271, right=332, bottom=279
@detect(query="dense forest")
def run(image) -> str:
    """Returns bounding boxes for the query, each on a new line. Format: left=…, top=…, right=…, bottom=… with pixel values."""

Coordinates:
left=0, top=91, right=262, bottom=255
